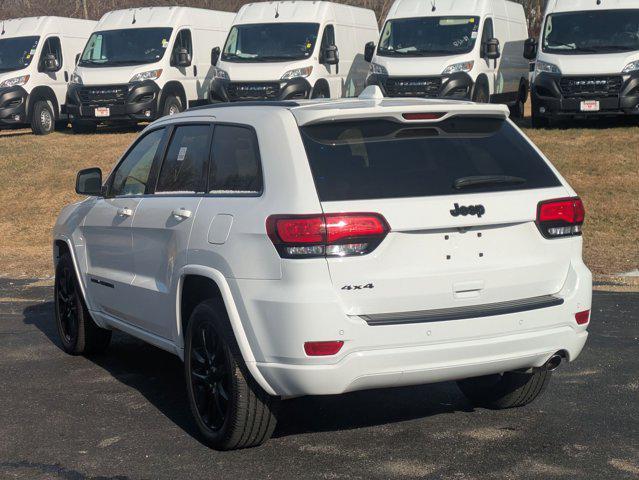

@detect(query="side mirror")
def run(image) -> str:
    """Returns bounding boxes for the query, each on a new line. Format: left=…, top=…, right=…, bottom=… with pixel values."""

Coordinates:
left=323, top=45, right=339, bottom=65
left=211, top=46, right=221, bottom=66
left=42, top=53, right=59, bottom=72
left=76, top=168, right=103, bottom=196
left=364, top=41, right=376, bottom=63
left=485, top=38, right=501, bottom=60
left=175, top=47, right=191, bottom=67
left=524, top=38, right=538, bottom=60
left=75, top=53, right=80, bottom=65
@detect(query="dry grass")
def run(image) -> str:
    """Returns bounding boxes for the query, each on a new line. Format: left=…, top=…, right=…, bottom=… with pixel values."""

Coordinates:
left=0, top=118, right=637, bottom=287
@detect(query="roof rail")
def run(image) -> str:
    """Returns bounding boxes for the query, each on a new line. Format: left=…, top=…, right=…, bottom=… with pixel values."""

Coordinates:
left=186, top=101, right=301, bottom=112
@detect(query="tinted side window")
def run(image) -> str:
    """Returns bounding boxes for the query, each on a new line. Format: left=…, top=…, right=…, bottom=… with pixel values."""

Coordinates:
left=156, top=125, right=212, bottom=194
left=172, top=29, right=193, bottom=64
left=481, top=18, right=494, bottom=52
left=209, top=125, right=263, bottom=195
left=111, top=129, right=165, bottom=196
left=40, top=37, right=62, bottom=71
left=321, top=25, right=335, bottom=49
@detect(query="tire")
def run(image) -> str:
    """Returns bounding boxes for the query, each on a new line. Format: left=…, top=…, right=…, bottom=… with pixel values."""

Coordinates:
left=457, top=369, right=552, bottom=410
left=509, top=84, right=526, bottom=119
left=162, top=95, right=183, bottom=117
left=30, top=100, right=55, bottom=135
left=185, top=299, right=278, bottom=450
left=55, top=253, right=112, bottom=355
left=472, top=83, right=489, bottom=104
left=311, top=84, right=330, bottom=99
left=71, top=120, right=97, bottom=134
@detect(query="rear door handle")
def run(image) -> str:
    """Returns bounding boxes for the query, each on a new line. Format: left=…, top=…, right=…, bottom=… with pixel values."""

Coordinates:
left=193, top=65, right=197, bottom=77
left=172, top=208, right=192, bottom=219
left=117, top=207, right=133, bottom=217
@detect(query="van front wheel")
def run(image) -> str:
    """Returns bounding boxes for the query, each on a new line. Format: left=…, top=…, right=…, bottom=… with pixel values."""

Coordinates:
left=31, top=100, right=55, bottom=135
left=162, top=95, right=183, bottom=117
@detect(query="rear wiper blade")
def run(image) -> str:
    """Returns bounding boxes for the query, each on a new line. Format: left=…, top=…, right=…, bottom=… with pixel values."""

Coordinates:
left=454, top=175, right=526, bottom=190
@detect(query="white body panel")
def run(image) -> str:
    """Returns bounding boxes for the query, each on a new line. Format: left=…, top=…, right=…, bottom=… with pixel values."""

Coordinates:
left=371, top=0, right=529, bottom=102
left=216, top=1, right=379, bottom=98
left=0, top=16, right=96, bottom=121
left=54, top=95, right=592, bottom=397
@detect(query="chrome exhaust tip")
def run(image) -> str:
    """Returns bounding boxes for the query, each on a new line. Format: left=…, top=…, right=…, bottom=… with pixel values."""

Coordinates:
left=545, top=354, right=563, bottom=371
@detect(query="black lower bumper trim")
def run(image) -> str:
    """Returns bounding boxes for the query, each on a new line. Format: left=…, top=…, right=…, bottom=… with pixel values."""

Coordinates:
left=362, top=295, right=564, bottom=326
left=367, top=72, right=474, bottom=100
left=0, top=86, right=28, bottom=126
left=210, top=77, right=312, bottom=103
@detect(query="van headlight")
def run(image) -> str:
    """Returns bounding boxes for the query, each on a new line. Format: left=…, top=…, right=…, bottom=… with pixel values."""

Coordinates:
left=281, top=66, right=313, bottom=80
left=0, top=75, right=30, bottom=88
left=442, top=61, right=474, bottom=75
left=369, top=62, right=388, bottom=75
left=213, top=67, right=229, bottom=80
left=70, top=72, right=83, bottom=85
left=535, top=60, right=561, bottom=75
left=130, top=69, right=163, bottom=83
left=622, top=60, right=639, bottom=73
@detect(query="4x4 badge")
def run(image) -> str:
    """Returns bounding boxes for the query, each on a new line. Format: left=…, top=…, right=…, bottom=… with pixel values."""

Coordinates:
left=450, top=203, right=486, bottom=218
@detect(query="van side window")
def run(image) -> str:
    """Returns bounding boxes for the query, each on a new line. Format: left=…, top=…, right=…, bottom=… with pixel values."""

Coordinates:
left=172, top=30, right=193, bottom=65
left=40, top=37, right=62, bottom=71
left=111, top=129, right=165, bottom=197
left=209, top=125, right=263, bottom=195
left=156, top=125, right=212, bottom=194
left=320, top=24, right=336, bottom=62
left=481, top=18, right=494, bottom=56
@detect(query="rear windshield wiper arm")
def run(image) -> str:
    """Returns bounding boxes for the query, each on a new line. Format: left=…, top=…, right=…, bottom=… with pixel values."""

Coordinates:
left=454, top=175, right=526, bottom=190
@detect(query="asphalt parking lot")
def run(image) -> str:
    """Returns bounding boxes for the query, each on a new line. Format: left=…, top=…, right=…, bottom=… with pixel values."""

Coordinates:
left=0, top=279, right=637, bottom=480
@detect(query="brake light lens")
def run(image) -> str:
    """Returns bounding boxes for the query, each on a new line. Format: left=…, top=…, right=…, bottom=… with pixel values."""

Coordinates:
left=402, top=112, right=446, bottom=120
left=304, top=341, right=344, bottom=356
left=575, top=310, right=590, bottom=325
left=267, top=213, right=389, bottom=258
left=536, top=197, right=585, bottom=239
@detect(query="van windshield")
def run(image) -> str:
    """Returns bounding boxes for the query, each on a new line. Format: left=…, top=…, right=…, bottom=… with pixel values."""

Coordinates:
left=79, top=28, right=173, bottom=67
left=378, top=17, right=480, bottom=57
left=0, top=36, right=39, bottom=73
left=222, top=23, right=319, bottom=62
left=543, top=10, right=639, bottom=54
left=300, top=118, right=560, bottom=201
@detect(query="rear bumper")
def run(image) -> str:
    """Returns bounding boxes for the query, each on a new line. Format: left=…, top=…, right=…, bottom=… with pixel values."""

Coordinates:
left=209, top=77, right=312, bottom=102
left=366, top=72, right=474, bottom=100
left=64, top=81, right=160, bottom=122
left=233, top=260, right=592, bottom=397
left=0, top=86, right=28, bottom=126
left=532, top=71, right=639, bottom=118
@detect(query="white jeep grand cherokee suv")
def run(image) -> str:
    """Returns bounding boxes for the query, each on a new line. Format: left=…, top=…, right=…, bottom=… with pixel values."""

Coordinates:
left=53, top=87, right=592, bottom=450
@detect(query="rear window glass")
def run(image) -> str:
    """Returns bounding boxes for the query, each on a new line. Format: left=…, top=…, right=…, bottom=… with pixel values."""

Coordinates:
left=300, top=118, right=561, bottom=201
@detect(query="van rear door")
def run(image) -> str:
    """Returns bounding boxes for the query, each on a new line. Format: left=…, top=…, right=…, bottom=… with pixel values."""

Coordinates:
left=298, top=114, right=574, bottom=317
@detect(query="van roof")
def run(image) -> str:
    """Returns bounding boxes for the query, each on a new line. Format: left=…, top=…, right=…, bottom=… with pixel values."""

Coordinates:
left=97, top=6, right=236, bottom=31
left=545, top=0, right=638, bottom=13
left=0, top=16, right=96, bottom=38
left=177, top=94, right=509, bottom=127
left=234, top=1, right=376, bottom=27
left=386, top=0, right=523, bottom=19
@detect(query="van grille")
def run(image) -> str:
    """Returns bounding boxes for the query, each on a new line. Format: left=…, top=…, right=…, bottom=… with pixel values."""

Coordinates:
left=78, top=85, right=128, bottom=106
left=559, top=76, right=623, bottom=98
left=383, top=77, right=442, bottom=98
left=227, top=82, right=280, bottom=101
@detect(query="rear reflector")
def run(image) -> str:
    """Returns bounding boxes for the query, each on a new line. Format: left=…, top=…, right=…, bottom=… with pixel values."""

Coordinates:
left=402, top=112, right=445, bottom=120
left=267, top=213, right=389, bottom=259
left=575, top=310, right=590, bottom=325
left=304, top=341, right=344, bottom=356
left=536, top=197, right=585, bottom=239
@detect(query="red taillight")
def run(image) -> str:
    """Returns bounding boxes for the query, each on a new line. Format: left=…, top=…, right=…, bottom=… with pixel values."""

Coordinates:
left=536, top=197, right=585, bottom=239
left=304, top=341, right=344, bottom=356
left=266, top=213, right=389, bottom=258
left=575, top=310, right=590, bottom=325
left=402, top=112, right=446, bottom=120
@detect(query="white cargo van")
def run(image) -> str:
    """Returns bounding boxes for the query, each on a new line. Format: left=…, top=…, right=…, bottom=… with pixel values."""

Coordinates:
left=365, top=0, right=530, bottom=116
left=209, top=1, right=378, bottom=101
left=525, top=0, right=639, bottom=127
left=65, top=7, right=235, bottom=133
left=0, top=16, right=96, bottom=135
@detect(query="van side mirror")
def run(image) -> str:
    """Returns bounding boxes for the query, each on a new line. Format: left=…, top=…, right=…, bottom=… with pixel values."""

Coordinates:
left=76, top=168, right=103, bottom=196
left=364, top=41, right=376, bottom=63
left=524, top=38, right=538, bottom=60
left=211, top=46, right=221, bottom=66
left=174, top=47, right=191, bottom=67
left=75, top=53, right=80, bottom=65
left=323, top=45, right=339, bottom=65
left=484, top=38, right=501, bottom=60
left=42, top=53, right=59, bottom=72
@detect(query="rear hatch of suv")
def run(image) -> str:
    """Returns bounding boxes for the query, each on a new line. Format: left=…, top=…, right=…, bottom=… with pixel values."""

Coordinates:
left=295, top=107, right=578, bottom=318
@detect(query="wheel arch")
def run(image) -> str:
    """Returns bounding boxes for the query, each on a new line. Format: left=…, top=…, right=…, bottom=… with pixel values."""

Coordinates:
left=158, top=81, right=187, bottom=113
left=312, top=78, right=331, bottom=98
left=177, top=265, right=276, bottom=396
left=52, top=237, right=94, bottom=318
left=518, top=76, right=529, bottom=103
left=27, top=85, right=59, bottom=120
